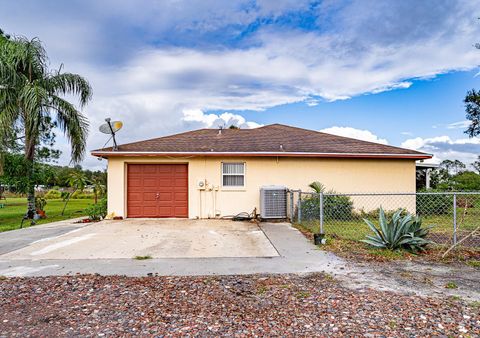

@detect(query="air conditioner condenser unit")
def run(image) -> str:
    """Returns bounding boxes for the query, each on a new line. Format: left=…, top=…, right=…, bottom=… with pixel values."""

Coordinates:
left=260, top=186, right=287, bottom=219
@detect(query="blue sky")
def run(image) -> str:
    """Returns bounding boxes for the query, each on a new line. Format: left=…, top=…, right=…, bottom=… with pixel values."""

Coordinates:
left=1, top=0, right=480, bottom=169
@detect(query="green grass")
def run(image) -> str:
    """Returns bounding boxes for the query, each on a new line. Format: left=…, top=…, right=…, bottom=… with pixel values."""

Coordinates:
left=298, top=206, right=480, bottom=243
left=467, top=260, right=480, bottom=268
left=445, top=282, right=458, bottom=289
left=0, top=197, right=93, bottom=232
left=134, top=255, right=152, bottom=260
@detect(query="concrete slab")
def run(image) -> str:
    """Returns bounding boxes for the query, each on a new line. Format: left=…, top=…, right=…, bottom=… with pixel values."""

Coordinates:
left=0, top=222, right=343, bottom=277
left=0, top=219, right=279, bottom=260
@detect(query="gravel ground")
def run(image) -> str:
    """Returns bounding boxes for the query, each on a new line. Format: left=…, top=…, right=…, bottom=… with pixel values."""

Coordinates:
left=0, top=273, right=479, bottom=337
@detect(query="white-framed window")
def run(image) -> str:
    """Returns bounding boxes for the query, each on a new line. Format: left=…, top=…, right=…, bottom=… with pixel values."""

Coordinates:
left=222, top=162, right=245, bottom=187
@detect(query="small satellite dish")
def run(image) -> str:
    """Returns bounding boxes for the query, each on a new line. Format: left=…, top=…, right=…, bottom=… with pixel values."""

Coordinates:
left=99, top=120, right=123, bottom=134
left=99, top=118, right=123, bottom=151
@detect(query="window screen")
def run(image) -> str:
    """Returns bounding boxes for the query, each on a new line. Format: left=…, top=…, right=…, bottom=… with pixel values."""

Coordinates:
left=222, top=163, right=245, bottom=187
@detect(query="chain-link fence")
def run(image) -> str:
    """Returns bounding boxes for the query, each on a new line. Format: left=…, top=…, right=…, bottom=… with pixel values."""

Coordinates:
left=288, top=191, right=480, bottom=248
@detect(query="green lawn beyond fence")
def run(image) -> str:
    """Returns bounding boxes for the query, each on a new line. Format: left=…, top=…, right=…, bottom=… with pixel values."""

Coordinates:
left=0, top=198, right=93, bottom=232
left=290, top=192, right=480, bottom=247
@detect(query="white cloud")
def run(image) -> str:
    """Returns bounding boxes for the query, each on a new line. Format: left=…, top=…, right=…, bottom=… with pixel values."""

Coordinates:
left=446, top=120, right=470, bottom=129
left=401, top=135, right=480, bottom=166
left=182, top=109, right=262, bottom=129
left=320, top=126, right=388, bottom=144
left=2, top=0, right=480, bottom=170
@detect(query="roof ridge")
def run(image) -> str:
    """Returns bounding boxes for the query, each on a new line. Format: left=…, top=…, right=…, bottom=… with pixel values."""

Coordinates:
left=264, top=124, right=424, bottom=154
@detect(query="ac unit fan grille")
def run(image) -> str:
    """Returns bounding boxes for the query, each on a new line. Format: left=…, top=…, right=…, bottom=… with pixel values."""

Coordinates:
left=260, top=188, right=287, bottom=219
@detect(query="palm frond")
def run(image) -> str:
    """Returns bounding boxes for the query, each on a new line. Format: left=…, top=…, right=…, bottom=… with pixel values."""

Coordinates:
left=308, top=181, right=325, bottom=193
left=49, top=95, right=89, bottom=163
left=46, top=72, right=92, bottom=108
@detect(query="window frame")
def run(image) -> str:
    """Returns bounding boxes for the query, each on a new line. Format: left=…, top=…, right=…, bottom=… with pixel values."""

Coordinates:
left=221, top=162, right=246, bottom=189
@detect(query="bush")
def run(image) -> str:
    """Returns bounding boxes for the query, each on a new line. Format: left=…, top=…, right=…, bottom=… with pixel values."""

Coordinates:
left=416, top=192, right=452, bottom=215
left=359, top=207, right=408, bottom=220
left=300, top=194, right=354, bottom=221
left=71, top=191, right=94, bottom=199
left=35, top=196, right=47, bottom=211
left=44, top=189, right=62, bottom=199
left=85, top=198, right=107, bottom=221
left=362, top=207, right=434, bottom=253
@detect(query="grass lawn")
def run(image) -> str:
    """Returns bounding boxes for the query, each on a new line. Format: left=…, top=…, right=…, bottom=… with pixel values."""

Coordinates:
left=298, top=207, right=480, bottom=245
left=0, top=198, right=94, bottom=232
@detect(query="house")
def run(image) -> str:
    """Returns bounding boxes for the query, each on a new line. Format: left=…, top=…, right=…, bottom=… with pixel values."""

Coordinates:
left=91, top=124, right=432, bottom=219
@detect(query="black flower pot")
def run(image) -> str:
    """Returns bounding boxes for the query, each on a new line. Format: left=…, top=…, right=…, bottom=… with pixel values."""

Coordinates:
left=313, top=233, right=325, bottom=245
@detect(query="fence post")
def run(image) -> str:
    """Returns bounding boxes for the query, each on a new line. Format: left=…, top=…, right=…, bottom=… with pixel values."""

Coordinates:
left=453, top=193, right=457, bottom=245
left=289, top=191, right=294, bottom=222
left=297, top=190, right=302, bottom=223
left=319, top=192, right=324, bottom=234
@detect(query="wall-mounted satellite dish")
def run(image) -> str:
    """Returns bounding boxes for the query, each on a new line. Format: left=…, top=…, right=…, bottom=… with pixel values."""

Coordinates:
left=99, top=118, right=123, bottom=150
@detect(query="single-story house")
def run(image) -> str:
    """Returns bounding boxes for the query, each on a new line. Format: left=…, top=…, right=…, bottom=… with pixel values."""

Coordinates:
left=91, top=124, right=432, bottom=219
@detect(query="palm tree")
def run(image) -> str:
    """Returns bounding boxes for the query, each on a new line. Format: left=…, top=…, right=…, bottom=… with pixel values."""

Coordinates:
left=308, top=181, right=326, bottom=194
left=91, top=177, right=106, bottom=204
left=0, top=35, right=92, bottom=220
left=61, top=171, right=88, bottom=215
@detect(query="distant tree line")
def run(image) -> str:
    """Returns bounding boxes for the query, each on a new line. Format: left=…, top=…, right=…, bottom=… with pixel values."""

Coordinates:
left=0, top=153, right=105, bottom=193
left=417, top=157, right=480, bottom=191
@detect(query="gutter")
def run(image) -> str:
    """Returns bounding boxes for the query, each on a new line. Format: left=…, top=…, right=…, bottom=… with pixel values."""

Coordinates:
left=91, top=151, right=432, bottom=160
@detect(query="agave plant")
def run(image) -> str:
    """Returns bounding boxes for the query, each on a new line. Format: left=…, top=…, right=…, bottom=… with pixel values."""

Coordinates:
left=361, top=207, right=434, bottom=253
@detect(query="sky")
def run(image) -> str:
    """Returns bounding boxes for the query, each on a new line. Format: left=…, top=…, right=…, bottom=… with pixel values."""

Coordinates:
left=1, top=0, right=480, bottom=170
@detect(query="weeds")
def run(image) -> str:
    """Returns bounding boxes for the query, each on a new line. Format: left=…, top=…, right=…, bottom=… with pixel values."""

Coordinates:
left=134, top=255, right=152, bottom=260
left=444, top=282, right=458, bottom=289
left=467, top=260, right=480, bottom=268
left=295, top=291, right=311, bottom=299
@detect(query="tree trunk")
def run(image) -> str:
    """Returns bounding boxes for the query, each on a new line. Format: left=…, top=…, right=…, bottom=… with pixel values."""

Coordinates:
left=61, top=188, right=76, bottom=216
left=25, top=136, right=36, bottom=219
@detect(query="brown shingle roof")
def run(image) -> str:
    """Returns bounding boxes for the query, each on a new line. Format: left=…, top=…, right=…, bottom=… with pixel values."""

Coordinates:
left=92, top=124, right=431, bottom=159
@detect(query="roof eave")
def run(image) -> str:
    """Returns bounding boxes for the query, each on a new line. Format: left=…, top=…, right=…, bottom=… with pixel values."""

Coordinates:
left=91, top=151, right=432, bottom=160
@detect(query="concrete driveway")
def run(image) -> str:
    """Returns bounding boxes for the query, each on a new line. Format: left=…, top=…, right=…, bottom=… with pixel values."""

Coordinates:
left=0, top=218, right=344, bottom=277
left=0, top=219, right=279, bottom=260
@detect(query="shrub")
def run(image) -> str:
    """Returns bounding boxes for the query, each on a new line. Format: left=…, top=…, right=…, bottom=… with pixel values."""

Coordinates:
left=71, top=191, right=94, bottom=199
left=44, top=189, right=62, bottom=200
left=362, top=207, right=434, bottom=253
left=416, top=192, right=452, bottom=215
left=35, top=196, right=47, bottom=211
left=300, top=194, right=354, bottom=221
left=359, top=207, right=408, bottom=220
left=85, top=198, right=107, bottom=221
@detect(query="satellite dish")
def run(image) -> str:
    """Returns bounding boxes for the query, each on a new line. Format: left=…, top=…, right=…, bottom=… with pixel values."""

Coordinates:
left=99, top=118, right=123, bottom=151
left=99, top=121, right=123, bottom=134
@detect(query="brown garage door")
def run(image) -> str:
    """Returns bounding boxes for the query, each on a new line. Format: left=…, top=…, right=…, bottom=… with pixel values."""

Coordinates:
left=127, top=164, right=188, bottom=218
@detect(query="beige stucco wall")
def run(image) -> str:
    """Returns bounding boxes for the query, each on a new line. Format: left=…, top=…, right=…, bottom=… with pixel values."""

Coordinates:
left=105, top=156, right=416, bottom=218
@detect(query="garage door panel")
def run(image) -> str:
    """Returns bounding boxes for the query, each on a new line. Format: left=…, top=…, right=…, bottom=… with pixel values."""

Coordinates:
left=127, top=164, right=188, bottom=218
left=174, top=178, right=188, bottom=186
left=158, top=192, right=172, bottom=201
left=142, top=178, right=158, bottom=186
left=142, top=192, right=158, bottom=201
left=128, top=177, right=142, bottom=186
left=158, top=178, right=174, bottom=187
left=158, top=166, right=174, bottom=173
left=127, top=192, right=144, bottom=202
left=142, top=207, right=159, bottom=216
left=174, top=192, right=188, bottom=201
left=158, top=206, right=174, bottom=216
left=174, top=207, right=188, bottom=217
left=142, top=166, right=158, bottom=173
left=175, top=167, right=187, bottom=174
left=128, top=165, right=143, bottom=173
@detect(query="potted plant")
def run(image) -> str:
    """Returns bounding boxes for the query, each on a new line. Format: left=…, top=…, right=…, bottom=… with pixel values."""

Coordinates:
left=35, top=196, right=47, bottom=219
